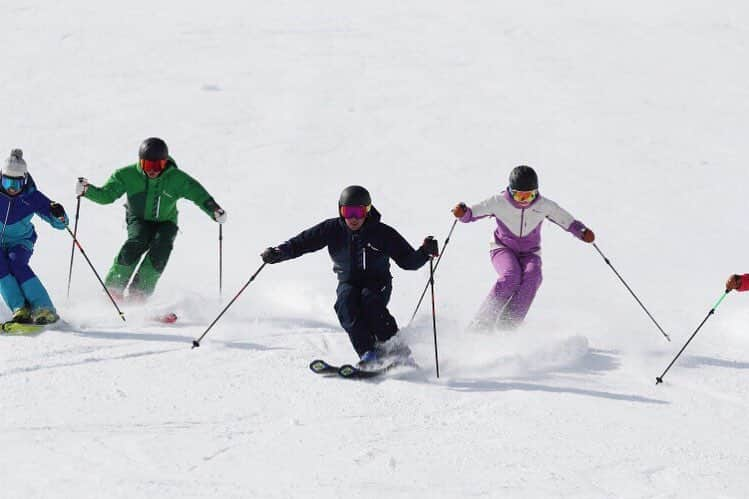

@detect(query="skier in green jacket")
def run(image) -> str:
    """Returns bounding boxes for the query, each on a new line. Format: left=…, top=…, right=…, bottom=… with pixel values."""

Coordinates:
left=76, top=138, right=227, bottom=301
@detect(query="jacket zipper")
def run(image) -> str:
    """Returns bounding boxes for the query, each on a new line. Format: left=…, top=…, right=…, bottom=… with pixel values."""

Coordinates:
left=363, top=245, right=366, bottom=270
left=144, top=175, right=151, bottom=219
left=156, top=196, right=161, bottom=218
left=519, top=208, right=525, bottom=237
left=0, top=199, right=12, bottom=247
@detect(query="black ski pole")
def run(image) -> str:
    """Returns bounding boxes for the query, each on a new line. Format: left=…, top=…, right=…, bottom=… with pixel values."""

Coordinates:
left=656, top=290, right=731, bottom=385
left=192, top=262, right=266, bottom=348
left=65, top=226, right=125, bottom=322
left=429, top=257, right=440, bottom=378
left=407, top=219, right=458, bottom=327
left=219, top=225, right=223, bottom=300
left=66, top=193, right=82, bottom=299
left=593, top=243, right=670, bottom=342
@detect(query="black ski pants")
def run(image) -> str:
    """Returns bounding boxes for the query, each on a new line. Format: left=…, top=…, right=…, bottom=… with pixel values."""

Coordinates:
left=334, top=281, right=398, bottom=357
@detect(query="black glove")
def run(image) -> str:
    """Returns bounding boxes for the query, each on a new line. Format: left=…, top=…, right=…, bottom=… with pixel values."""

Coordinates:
left=421, top=236, right=439, bottom=258
left=261, top=247, right=284, bottom=264
left=49, top=202, right=67, bottom=221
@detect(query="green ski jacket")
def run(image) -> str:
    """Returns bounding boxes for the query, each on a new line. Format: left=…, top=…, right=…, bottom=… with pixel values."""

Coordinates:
left=84, top=158, right=216, bottom=223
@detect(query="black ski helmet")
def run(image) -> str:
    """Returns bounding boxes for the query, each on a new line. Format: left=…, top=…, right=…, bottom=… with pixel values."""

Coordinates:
left=338, top=185, right=371, bottom=207
left=139, top=137, right=169, bottom=161
left=509, top=165, right=538, bottom=191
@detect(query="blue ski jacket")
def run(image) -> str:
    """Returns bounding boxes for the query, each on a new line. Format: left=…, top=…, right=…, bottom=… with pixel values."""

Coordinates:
left=0, top=175, right=68, bottom=250
left=277, top=207, right=429, bottom=287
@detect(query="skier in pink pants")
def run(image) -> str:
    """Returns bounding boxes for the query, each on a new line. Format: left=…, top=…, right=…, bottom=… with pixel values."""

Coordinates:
left=453, top=165, right=595, bottom=330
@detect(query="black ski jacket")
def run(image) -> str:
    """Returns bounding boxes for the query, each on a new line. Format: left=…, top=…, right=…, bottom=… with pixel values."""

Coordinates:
left=277, top=207, right=429, bottom=286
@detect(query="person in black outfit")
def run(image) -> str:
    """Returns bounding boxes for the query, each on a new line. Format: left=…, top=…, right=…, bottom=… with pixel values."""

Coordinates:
left=261, top=185, right=439, bottom=364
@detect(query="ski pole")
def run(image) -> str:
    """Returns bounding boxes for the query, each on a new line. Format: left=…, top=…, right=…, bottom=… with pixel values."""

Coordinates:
left=656, top=290, right=731, bottom=385
left=65, top=226, right=125, bottom=322
left=192, top=262, right=266, bottom=348
left=219, top=225, right=223, bottom=300
left=593, top=243, right=670, bottom=342
left=407, top=219, right=458, bottom=326
left=429, top=257, right=440, bottom=378
left=66, top=193, right=82, bottom=299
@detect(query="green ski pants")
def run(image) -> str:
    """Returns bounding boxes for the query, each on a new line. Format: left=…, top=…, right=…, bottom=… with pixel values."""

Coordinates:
left=104, top=215, right=178, bottom=297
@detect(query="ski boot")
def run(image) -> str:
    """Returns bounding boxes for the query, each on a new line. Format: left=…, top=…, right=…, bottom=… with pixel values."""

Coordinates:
left=357, top=350, right=381, bottom=370
left=31, top=308, right=59, bottom=325
left=10, top=306, right=32, bottom=324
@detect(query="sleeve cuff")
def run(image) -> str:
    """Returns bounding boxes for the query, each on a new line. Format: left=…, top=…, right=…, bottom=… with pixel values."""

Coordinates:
left=568, top=220, right=587, bottom=239
left=739, top=274, right=749, bottom=292
left=459, top=207, right=473, bottom=223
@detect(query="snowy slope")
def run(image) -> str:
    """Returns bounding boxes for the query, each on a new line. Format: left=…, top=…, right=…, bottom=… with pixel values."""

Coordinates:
left=2, top=1, right=749, bottom=497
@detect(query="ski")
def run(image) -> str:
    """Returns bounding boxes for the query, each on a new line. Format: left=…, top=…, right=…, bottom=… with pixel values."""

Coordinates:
left=153, top=313, right=178, bottom=324
left=1, top=322, right=48, bottom=335
left=309, top=359, right=340, bottom=375
left=312, top=357, right=415, bottom=379
left=337, top=362, right=397, bottom=379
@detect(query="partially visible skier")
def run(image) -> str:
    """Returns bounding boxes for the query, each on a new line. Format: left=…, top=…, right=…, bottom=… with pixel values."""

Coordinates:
left=452, top=165, right=595, bottom=330
left=260, top=185, right=439, bottom=367
left=726, top=274, right=749, bottom=292
left=0, top=149, right=68, bottom=325
left=76, top=137, right=226, bottom=301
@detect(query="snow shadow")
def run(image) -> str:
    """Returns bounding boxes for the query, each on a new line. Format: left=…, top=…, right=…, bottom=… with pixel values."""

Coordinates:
left=218, top=340, right=288, bottom=351
left=73, top=330, right=196, bottom=344
left=71, top=330, right=287, bottom=352
left=430, top=347, right=664, bottom=404
left=555, top=348, right=621, bottom=375
left=249, top=316, right=340, bottom=333
left=680, top=355, right=749, bottom=370
left=445, top=379, right=667, bottom=405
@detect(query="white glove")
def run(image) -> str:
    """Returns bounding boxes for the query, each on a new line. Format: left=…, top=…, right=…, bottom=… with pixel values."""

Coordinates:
left=76, top=177, right=89, bottom=197
left=214, top=208, right=227, bottom=224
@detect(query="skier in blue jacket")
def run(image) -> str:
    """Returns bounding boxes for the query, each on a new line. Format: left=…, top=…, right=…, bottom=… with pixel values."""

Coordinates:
left=260, top=185, right=438, bottom=365
left=0, top=149, right=68, bottom=325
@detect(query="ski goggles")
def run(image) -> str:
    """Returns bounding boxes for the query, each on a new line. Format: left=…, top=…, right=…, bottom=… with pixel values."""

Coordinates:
left=1, top=175, right=25, bottom=192
left=140, top=159, right=167, bottom=176
left=340, top=204, right=371, bottom=219
left=510, top=188, right=538, bottom=203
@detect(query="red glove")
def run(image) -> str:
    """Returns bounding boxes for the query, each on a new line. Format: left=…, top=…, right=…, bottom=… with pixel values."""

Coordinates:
left=581, top=228, right=595, bottom=243
left=452, top=203, right=467, bottom=218
left=726, top=274, right=745, bottom=291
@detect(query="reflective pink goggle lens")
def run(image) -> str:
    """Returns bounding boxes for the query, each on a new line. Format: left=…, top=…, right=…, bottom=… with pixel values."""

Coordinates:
left=340, top=205, right=369, bottom=219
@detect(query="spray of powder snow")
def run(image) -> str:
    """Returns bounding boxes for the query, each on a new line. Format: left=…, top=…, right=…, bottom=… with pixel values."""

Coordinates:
left=400, top=315, right=591, bottom=379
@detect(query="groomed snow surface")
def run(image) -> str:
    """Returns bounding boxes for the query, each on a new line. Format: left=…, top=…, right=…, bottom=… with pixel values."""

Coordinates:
left=3, top=1, right=749, bottom=497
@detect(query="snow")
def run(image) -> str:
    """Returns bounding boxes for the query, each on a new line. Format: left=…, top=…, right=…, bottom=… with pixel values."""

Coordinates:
left=2, top=0, right=749, bottom=497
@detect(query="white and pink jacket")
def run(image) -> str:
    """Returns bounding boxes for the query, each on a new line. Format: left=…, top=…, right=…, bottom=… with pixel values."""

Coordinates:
left=459, top=190, right=588, bottom=254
